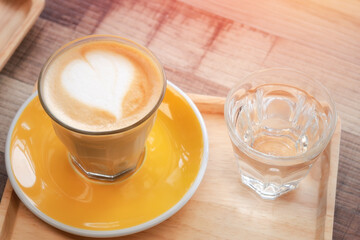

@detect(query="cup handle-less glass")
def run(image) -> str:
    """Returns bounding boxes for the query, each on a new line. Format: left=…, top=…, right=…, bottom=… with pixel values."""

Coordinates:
left=38, top=35, right=166, bottom=181
left=225, top=68, right=337, bottom=199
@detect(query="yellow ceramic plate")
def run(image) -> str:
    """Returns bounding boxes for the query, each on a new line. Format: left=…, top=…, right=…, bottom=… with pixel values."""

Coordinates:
left=5, top=82, right=208, bottom=237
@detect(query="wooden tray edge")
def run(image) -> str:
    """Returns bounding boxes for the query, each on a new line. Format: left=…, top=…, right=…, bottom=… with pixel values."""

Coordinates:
left=324, top=118, right=341, bottom=240
left=0, top=180, right=19, bottom=240
left=0, top=0, right=45, bottom=71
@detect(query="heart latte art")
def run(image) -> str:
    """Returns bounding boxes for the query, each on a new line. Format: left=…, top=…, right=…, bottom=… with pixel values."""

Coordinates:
left=41, top=41, right=163, bottom=132
left=62, top=51, right=135, bottom=120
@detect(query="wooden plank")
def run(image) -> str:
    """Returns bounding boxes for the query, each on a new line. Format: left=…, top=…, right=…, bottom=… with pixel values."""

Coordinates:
left=0, top=0, right=45, bottom=71
left=193, top=22, right=276, bottom=89
left=179, top=0, right=360, bottom=64
left=0, top=154, right=8, bottom=211
left=40, top=0, right=113, bottom=34
left=333, top=130, right=360, bottom=239
left=0, top=182, right=19, bottom=240
left=95, top=0, right=174, bottom=45
left=0, top=96, right=341, bottom=239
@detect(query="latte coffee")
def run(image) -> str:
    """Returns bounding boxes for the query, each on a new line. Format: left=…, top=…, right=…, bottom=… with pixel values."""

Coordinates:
left=41, top=39, right=163, bottom=132
left=38, top=36, right=166, bottom=180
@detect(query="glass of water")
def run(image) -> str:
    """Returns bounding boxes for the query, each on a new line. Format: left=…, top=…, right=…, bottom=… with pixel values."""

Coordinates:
left=225, top=68, right=337, bottom=200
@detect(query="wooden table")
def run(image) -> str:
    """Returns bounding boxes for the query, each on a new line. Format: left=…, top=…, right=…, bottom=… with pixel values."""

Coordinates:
left=0, top=0, right=359, bottom=239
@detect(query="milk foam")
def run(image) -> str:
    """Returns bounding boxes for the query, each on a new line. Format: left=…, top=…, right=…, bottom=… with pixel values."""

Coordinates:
left=41, top=40, right=163, bottom=132
left=61, top=50, right=134, bottom=119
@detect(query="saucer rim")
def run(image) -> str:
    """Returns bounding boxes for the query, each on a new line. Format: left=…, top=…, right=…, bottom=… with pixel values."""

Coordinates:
left=5, top=81, right=209, bottom=238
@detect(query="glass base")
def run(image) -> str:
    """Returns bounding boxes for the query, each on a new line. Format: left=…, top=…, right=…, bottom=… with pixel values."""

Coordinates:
left=69, top=151, right=146, bottom=182
left=241, top=174, right=299, bottom=200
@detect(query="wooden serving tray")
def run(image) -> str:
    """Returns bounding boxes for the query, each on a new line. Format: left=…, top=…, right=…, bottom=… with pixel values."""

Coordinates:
left=0, top=94, right=341, bottom=240
left=0, top=0, right=45, bottom=71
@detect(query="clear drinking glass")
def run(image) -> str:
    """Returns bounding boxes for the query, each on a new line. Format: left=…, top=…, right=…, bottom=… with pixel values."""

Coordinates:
left=225, top=68, right=337, bottom=199
left=38, top=35, right=166, bottom=181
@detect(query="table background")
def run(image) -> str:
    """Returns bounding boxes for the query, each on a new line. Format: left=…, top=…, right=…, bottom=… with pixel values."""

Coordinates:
left=0, top=0, right=359, bottom=239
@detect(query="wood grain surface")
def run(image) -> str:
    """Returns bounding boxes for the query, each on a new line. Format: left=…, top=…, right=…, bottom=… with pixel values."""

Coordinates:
left=0, top=97, right=342, bottom=240
left=0, top=0, right=359, bottom=239
left=0, top=0, right=44, bottom=70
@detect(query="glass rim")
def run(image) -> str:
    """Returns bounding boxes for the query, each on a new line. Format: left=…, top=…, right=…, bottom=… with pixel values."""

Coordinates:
left=224, top=67, right=338, bottom=163
left=38, top=34, right=167, bottom=136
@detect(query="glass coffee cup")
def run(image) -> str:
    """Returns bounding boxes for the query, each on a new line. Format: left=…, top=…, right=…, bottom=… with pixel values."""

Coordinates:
left=38, top=35, right=166, bottom=181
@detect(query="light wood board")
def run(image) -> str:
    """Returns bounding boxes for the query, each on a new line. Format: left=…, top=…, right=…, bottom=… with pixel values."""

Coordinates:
left=0, top=95, right=341, bottom=240
left=0, top=0, right=45, bottom=70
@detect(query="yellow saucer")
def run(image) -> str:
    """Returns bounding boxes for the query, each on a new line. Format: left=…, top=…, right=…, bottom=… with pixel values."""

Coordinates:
left=5, top=83, right=208, bottom=237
